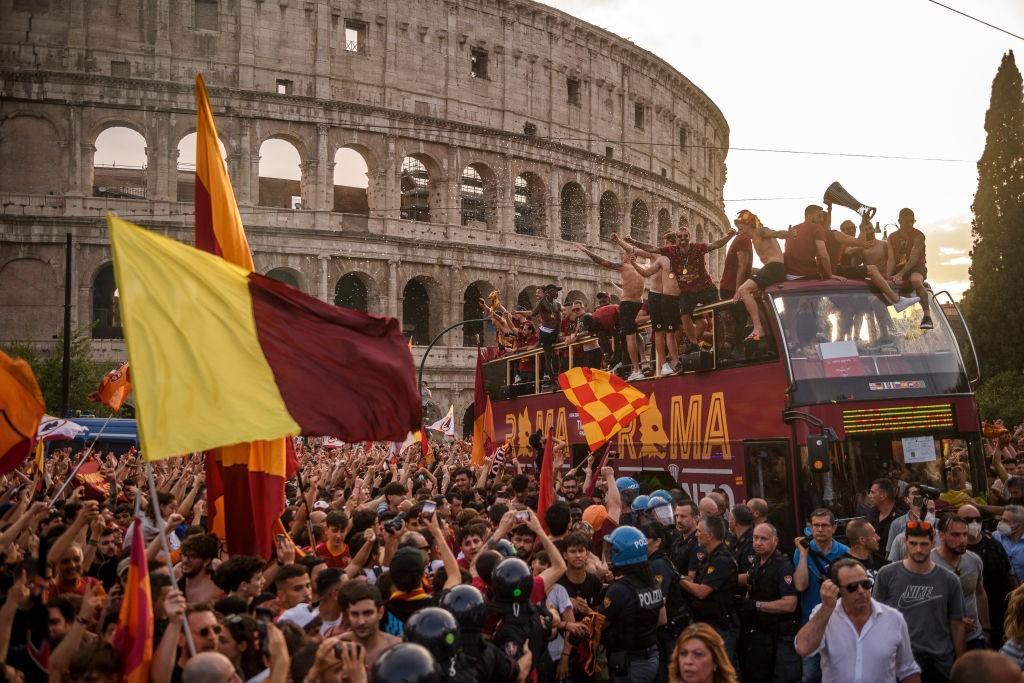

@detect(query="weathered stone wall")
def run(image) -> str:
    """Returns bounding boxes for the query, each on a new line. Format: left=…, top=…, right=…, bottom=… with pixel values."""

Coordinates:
left=0, top=0, right=729, bottom=425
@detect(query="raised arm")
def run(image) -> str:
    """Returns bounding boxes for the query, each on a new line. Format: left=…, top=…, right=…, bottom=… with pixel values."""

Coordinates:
left=577, top=245, right=623, bottom=271
left=707, top=229, right=738, bottom=251
left=621, top=234, right=658, bottom=253
left=760, top=227, right=793, bottom=240
left=631, top=257, right=661, bottom=278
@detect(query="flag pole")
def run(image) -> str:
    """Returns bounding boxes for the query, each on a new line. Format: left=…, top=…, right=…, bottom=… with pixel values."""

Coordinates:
left=146, top=461, right=197, bottom=656
left=47, top=412, right=116, bottom=506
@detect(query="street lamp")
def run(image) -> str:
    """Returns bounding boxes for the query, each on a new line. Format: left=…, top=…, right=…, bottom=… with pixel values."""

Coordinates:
left=416, top=317, right=490, bottom=399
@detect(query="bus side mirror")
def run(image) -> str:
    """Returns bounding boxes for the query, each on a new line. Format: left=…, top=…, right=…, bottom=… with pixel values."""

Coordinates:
left=808, top=434, right=830, bottom=473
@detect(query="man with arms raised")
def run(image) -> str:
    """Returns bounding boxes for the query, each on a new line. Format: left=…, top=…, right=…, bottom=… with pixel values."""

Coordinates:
left=795, top=559, right=920, bottom=683
left=630, top=232, right=683, bottom=376
left=874, top=520, right=965, bottom=681
left=578, top=243, right=648, bottom=380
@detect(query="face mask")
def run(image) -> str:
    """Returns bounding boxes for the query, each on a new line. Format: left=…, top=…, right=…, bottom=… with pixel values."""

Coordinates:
left=967, top=522, right=982, bottom=537
left=998, top=522, right=1014, bottom=537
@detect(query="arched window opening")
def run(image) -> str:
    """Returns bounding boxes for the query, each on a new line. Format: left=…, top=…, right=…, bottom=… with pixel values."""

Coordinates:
left=333, top=147, right=370, bottom=214
left=266, top=268, right=299, bottom=289
left=513, top=173, right=545, bottom=236
left=599, top=191, right=620, bottom=240
left=403, top=280, right=431, bottom=345
left=460, top=165, right=485, bottom=226
left=630, top=199, right=650, bottom=243
left=258, top=138, right=303, bottom=209
left=92, top=264, right=122, bottom=339
left=560, top=182, right=586, bottom=242
left=657, top=208, right=671, bottom=244
left=93, top=126, right=147, bottom=199
left=517, top=286, right=536, bottom=312
left=400, top=156, right=430, bottom=222
left=463, top=284, right=486, bottom=346
left=335, top=273, right=368, bottom=313
left=176, top=132, right=227, bottom=202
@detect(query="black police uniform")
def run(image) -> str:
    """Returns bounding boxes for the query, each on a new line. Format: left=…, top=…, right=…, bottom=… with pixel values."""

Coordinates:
left=740, top=550, right=801, bottom=683
left=599, top=573, right=664, bottom=683
left=649, top=548, right=688, bottom=683
left=689, top=543, right=739, bottom=666
left=734, top=527, right=756, bottom=574
left=671, top=530, right=699, bottom=577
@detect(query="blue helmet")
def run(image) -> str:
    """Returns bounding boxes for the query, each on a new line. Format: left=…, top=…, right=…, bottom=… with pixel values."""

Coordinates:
left=616, top=476, right=640, bottom=493
left=650, top=490, right=673, bottom=503
left=631, top=495, right=651, bottom=512
left=605, top=526, right=648, bottom=567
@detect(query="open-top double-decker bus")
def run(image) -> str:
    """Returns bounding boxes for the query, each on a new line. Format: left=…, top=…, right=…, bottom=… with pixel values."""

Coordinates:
left=483, top=279, right=981, bottom=543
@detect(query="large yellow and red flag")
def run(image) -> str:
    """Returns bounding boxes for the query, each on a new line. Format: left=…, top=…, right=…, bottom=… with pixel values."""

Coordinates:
left=470, top=348, right=495, bottom=466
left=113, top=518, right=153, bottom=683
left=89, top=361, right=132, bottom=412
left=0, top=350, right=45, bottom=475
left=557, top=367, right=649, bottom=452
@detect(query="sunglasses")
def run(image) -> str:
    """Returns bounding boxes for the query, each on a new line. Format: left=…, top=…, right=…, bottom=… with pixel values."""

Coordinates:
left=842, top=579, right=874, bottom=594
left=199, top=624, right=223, bottom=638
left=906, top=520, right=933, bottom=531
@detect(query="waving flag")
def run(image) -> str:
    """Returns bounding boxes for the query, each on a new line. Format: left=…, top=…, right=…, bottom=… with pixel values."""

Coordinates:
left=536, top=429, right=555, bottom=530
left=37, top=416, right=88, bottom=441
left=114, top=518, right=153, bottom=683
left=558, top=368, right=649, bottom=452
left=470, top=348, right=496, bottom=466
left=89, top=361, right=132, bottom=412
left=429, top=405, right=456, bottom=438
left=0, top=350, right=45, bottom=474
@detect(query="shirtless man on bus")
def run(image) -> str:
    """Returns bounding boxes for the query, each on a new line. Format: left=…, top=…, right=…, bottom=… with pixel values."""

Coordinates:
left=578, top=244, right=647, bottom=381
left=631, top=233, right=682, bottom=376
left=730, top=210, right=791, bottom=342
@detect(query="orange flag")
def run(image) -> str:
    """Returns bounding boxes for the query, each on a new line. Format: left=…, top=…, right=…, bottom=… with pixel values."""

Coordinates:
left=89, top=361, right=132, bottom=412
left=470, top=349, right=495, bottom=466
left=558, top=367, right=649, bottom=452
left=193, top=73, right=288, bottom=559
left=114, top=518, right=153, bottom=683
left=0, top=350, right=45, bottom=475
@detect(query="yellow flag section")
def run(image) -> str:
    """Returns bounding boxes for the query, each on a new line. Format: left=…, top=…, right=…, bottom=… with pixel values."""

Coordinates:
left=109, top=215, right=299, bottom=460
left=557, top=367, right=650, bottom=452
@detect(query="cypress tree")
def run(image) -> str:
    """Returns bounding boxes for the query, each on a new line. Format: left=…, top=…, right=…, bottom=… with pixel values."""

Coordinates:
left=963, top=51, right=1024, bottom=377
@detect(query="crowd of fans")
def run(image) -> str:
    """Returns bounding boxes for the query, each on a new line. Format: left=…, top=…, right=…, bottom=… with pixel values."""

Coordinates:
left=0, top=420, right=1022, bottom=682
left=480, top=204, right=928, bottom=389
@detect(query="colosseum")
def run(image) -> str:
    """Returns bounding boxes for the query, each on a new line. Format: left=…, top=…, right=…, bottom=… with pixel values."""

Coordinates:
left=0, top=0, right=729, bottom=433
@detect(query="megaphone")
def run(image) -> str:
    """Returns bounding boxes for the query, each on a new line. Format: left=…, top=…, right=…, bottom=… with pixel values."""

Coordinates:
left=823, top=181, right=876, bottom=220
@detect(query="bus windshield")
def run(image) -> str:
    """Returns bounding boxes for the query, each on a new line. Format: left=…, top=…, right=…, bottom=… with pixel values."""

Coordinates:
left=770, top=289, right=969, bottom=404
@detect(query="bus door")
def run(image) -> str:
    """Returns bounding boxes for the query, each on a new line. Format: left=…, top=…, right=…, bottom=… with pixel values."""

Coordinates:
left=743, top=440, right=797, bottom=549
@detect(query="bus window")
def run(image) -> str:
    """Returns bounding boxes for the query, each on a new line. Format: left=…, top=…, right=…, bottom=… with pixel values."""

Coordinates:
left=714, top=301, right=780, bottom=368
left=744, top=441, right=795, bottom=545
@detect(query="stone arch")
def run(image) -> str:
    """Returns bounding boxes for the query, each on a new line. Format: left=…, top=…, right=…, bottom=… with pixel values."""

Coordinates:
left=92, top=125, right=148, bottom=199
left=462, top=404, right=475, bottom=440
left=630, top=198, right=650, bottom=243
left=695, top=222, right=706, bottom=242
left=599, top=190, right=621, bottom=240
left=265, top=267, right=302, bottom=290
left=517, top=285, right=541, bottom=312
left=678, top=214, right=690, bottom=229
left=513, top=172, right=546, bottom=237
left=175, top=131, right=228, bottom=202
left=0, top=258, right=60, bottom=342
left=258, top=135, right=307, bottom=209
left=462, top=279, right=496, bottom=346
left=402, top=275, right=443, bottom=345
left=657, top=208, right=671, bottom=244
left=559, top=181, right=587, bottom=242
left=460, top=162, right=497, bottom=230
left=335, top=271, right=371, bottom=313
left=91, top=262, right=122, bottom=339
left=400, top=152, right=443, bottom=222
left=333, top=145, right=372, bottom=215
left=0, top=114, right=66, bottom=195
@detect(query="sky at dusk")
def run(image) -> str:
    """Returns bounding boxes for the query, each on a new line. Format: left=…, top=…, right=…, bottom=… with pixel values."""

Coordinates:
left=93, top=1, right=1023, bottom=300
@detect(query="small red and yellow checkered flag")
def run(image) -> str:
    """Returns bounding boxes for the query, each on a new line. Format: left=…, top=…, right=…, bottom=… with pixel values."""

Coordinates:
left=558, top=367, right=649, bottom=452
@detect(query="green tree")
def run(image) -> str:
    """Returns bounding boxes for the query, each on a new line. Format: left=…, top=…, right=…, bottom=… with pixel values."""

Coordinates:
left=963, top=51, right=1024, bottom=377
left=976, top=370, right=1024, bottom=425
left=4, top=330, right=114, bottom=417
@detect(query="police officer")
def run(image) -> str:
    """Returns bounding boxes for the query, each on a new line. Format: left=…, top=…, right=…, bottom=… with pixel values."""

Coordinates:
left=404, top=607, right=460, bottom=679
left=670, top=501, right=701, bottom=580
left=489, top=557, right=553, bottom=675
left=680, top=515, right=739, bottom=668
left=438, top=585, right=520, bottom=683
left=731, top=504, right=756, bottom=575
left=641, top=521, right=689, bottom=683
left=371, top=642, right=440, bottom=683
left=739, top=522, right=801, bottom=683
left=599, top=526, right=666, bottom=683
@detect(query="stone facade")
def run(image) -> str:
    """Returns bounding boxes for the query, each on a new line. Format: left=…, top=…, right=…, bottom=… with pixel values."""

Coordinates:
left=0, top=0, right=729, bottom=432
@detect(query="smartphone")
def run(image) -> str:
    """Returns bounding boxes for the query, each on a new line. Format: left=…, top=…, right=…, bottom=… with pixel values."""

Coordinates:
left=421, top=500, right=437, bottom=519
left=275, top=533, right=286, bottom=545
left=515, top=510, right=529, bottom=522
left=335, top=640, right=366, bottom=660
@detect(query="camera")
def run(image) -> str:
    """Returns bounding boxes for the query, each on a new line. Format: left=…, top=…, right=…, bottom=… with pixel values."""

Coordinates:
left=383, top=512, right=405, bottom=533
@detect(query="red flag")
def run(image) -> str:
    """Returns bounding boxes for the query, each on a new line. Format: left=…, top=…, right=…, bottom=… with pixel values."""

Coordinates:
left=114, top=518, right=153, bottom=683
left=74, top=456, right=111, bottom=501
left=536, top=429, right=555, bottom=531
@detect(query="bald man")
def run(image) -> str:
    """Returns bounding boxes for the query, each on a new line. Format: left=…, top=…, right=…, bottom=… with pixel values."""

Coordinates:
left=183, top=652, right=242, bottom=683
left=698, top=496, right=720, bottom=519
left=950, top=650, right=1023, bottom=683
left=748, top=498, right=769, bottom=528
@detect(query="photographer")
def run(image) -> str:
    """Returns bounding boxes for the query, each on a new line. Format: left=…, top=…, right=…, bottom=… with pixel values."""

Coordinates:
left=888, top=486, right=938, bottom=563
left=793, top=508, right=849, bottom=683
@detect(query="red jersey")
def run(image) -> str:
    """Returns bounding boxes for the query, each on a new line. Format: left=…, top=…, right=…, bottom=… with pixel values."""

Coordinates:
left=314, top=542, right=351, bottom=569
left=783, top=221, right=828, bottom=277
left=658, top=242, right=714, bottom=292
left=591, top=304, right=619, bottom=333
left=719, top=234, right=753, bottom=291
left=50, top=576, right=106, bottom=600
